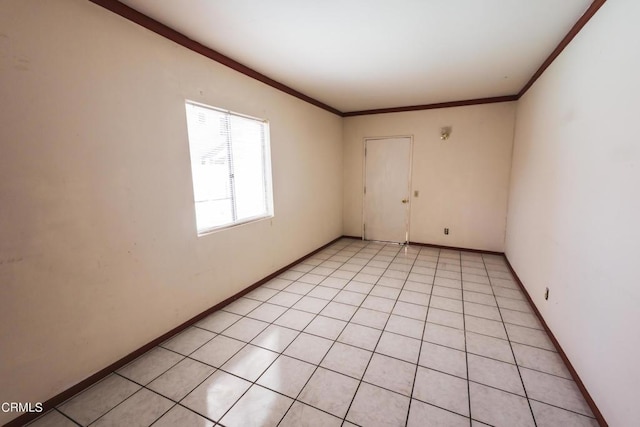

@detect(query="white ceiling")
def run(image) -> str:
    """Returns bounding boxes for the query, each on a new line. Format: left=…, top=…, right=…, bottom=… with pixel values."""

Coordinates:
left=118, top=0, right=593, bottom=113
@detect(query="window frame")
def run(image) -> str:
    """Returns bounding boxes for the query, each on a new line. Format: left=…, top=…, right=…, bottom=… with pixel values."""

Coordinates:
left=185, top=100, right=274, bottom=236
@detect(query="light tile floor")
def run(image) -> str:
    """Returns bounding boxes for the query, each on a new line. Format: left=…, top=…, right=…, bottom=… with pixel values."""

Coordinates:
left=26, top=238, right=599, bottom=427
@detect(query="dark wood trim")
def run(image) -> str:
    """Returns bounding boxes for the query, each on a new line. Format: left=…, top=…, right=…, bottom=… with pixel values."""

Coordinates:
left=342, top=95, right=518, bottom=117
left=341, top=235, right=362, bottom=241
left=3, top=236, right=343, bottom=427
left=87, top=0, right=343, bottom=117
left=408, top=240, right=504, bottom=256
left=503, top=256, right=608, bottom=427
left=517, top=0, right=607, bottom=97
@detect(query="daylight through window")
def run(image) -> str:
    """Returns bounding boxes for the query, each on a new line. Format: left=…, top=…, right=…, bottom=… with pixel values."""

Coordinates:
left=185, top=101, right=273, bottom=234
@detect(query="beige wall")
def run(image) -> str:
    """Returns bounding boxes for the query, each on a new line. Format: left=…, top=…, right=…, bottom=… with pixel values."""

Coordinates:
left=505, top=1, right=640, bottom=424
left=343, top=103, right=516, bottom=251
left=0, top=0, right=342, bottom=422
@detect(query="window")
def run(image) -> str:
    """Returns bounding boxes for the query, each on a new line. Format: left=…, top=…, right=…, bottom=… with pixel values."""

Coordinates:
left=185, top=101, right=273, bottom=234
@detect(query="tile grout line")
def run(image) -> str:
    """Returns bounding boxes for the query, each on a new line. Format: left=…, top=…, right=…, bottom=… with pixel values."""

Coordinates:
left=404, top=246, right=438, bottom=427
left=338, top=242, right=419, bottom=426
left=481, top=254, right=538, bottom=427
left=275, top=241, right=393, bottom=426
left=458, top=251, right=473, bottom=427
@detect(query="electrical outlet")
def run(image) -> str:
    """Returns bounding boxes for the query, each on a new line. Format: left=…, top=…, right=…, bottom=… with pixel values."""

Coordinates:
left=544, top=287, right=549, bottom=300
left=444, top=228, right=449, bottom=235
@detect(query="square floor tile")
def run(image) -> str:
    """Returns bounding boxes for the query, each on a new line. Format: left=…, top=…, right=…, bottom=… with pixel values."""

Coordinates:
left=364, top=353, right=415, bottom=396
left=346, top=382, right=410, bottom=427
left=530, top=400, right=599, bottom=427
left=257, top=355, right=316, bottom=398
left=408, top=272, right=434, bottom=284
left=160, top=327, right=215, bottom=356
left=431, top=286, right=462, bottom=301
left=505, top=324, right=555, bottom=351
left=500, top=308, right=542, bottom=330
left=245, top=286, right=279, bottom=302
left=147, top=358, right=215, bottom=401
left=433, top=277, right=462, bottom=289
left=376, top=331, right=421, bottom=363
left=251, top=324, right=299, bottom=352
left=344, top=281, right=375, bottom=294
left=321, top=342, right=372, bottom=379
left=331, top=270, right=357, bottom=280
left=284, top=333, right=333, bottom=365
left=377, top=276, right=406, bottom=288
left=264, top=278, right=293, bottom=290
left=117, top=347, right=183, bottom=385
left=195, top=311, right=241, bottom=333
left=463, top=273, right=491, bottom=285
left=465, top=331, right=513, bottom=363
left=26, top=410, right=77, bottom=427
left=403, top=281, right=433, bottom=294
left=398, top=290, right=430, bottom=306
left=419, top=341, right=467, bottom=378
left=58, top=375, right=140, bottom=426
left=333, top=290, right=366, bottom=306
left=222, top=317, right=270, bottom=342
left=222, top=344, right=279, bottom=382
left=464, top=302, right=502, bottom=321
left=407, top=399, right=469, bottom=427
left=219, top=384, right=292, bottom=427
left=512, top=342, right=571, bottom=379
left=351, top=307, right=390, bottom=330
left=304, top=315, right=347, bottom=340
left=492, top=286, right=525, bottom=300
left=320, top=277, right=349, bottom=289
left=293, top=296, right=329, bottom=314
left=90, top=389, right=172, bottom=427
left=338, top=323, right=382, bottom=351
left=362, top=295, right=395, bottom=313
left=299, top=368, right=359, bottom=418
left=152, top=405, right=213, bottom=427
left=465, top=315, right=507, bottom=339
left=423, top=322, right=466, bottom=351
left=320, top=301, right=358, bottom=321
left=520, top=368, right=593, bottom=416
left=393, top=301, right=428, bottom=320
left=469, top=382, right=534, bottom=427
left=496, top=296, right=533, bottom=313
left=463, top=291, right=497, bottom=306
left=463, top=282, right=493, bottom=294
left=279, top=270, right=305, bottom=281
left=429, top=296, right=463, bottom=313
left=223, top=298, right=262, bottom=315
left=308, top=285, right=340, bottom=300
left=310, top=266, right=336, bottom=276
left=427, top=308, right=464, bottom=329
left=468, top=354, right=524, bottom=396
left=370, top=285, right=401, bottom=300
left=181, top=370, right=251, bottom=422
left=273, top=308, right=315, bottom=330
left=278, top=401, right=342, bottom=427
left=190, top=335, right=245, bottom=367
left=268, top=291, right=303, bottom=308
left=285, top=281, right=316, bottom=295
left=413, top=367, right=469, bottom=417
left=384, top=314, right=424, bottom=339
left=246, top=303, right=288, bottom=323
left=299, top=273, right=327, bottom=285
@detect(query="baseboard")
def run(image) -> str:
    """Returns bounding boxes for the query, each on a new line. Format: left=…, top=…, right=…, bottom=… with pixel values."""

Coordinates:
left=3, top=236, right=343, bottom=427
left=408, top=240, right=504, bottom=255
left=503, top=256, right=608, bottom=427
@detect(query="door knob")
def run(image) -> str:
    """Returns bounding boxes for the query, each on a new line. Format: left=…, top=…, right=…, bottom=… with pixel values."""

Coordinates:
left=401, top=199, right=409, bottom=204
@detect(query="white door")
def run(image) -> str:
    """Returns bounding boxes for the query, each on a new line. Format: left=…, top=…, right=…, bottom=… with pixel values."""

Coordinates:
left=363, top=137, right=412, bottom=243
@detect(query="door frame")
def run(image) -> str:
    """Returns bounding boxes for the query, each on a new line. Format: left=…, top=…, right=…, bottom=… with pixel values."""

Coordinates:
left=361, top=135, right=414, bottom=243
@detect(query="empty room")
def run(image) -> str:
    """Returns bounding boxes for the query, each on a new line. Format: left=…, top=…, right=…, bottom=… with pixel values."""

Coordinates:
left=1, top=0, right=638, bottom=426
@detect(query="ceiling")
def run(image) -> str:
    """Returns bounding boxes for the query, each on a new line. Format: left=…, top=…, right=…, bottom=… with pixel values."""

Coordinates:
left=117, top=0, right=594, bottom=113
